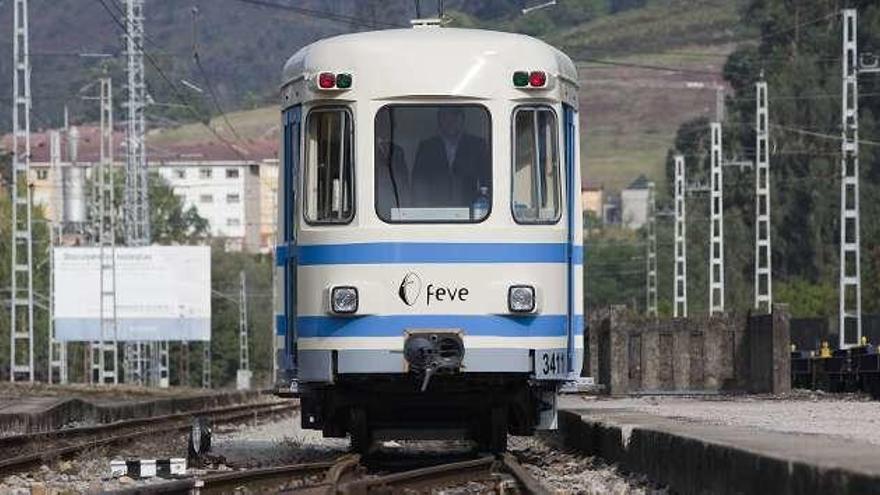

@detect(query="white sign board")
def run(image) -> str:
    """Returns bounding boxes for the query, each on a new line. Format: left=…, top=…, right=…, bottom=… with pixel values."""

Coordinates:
left=54, top=246, right=211, bottom=342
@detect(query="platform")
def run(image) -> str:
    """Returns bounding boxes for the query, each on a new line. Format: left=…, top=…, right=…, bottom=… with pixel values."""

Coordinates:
left=559, top=394, right=880, bottom=495
left=0, top=384, right=266, bottom=434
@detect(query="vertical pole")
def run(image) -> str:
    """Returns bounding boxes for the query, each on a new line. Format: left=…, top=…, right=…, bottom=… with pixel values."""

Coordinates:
left=10, top=0, right=35, bottom=382
left=645, top=182, right=658, bottom=317
left=715, top=86, right=725, bottom=122
left=237, top=271, right=250, bottom=390
left=123, top=0, right=156, bottom=383
left=709, top=123, right=724, bottom=315
left=158, top=341, right=169, bottom=388
left=673, top=155, right=687, bottom=318
left=48, top=131, right=66, bottom=384
left=181, top=342, right=189, bottom=387
left=755, top=80, right=773, bottom=313
left=240, top=271, right=249, bottom=372
left=124, top=0, right=150, bottom=246
left=96, top=77, right=118, bottom=384
left=840, top=9, right=862, bottom=348
left=202, top=341, right=211, bottom=389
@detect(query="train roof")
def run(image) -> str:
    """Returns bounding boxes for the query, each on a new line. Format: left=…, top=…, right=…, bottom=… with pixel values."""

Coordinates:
left=281, top=26, right=577, bottom=102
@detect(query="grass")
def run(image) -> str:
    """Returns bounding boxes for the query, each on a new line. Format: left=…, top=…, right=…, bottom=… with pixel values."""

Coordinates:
left=578, top=43, right=737, bottom=192
left=549, top=0, right=750, bottom=58
left=148, top=107, right=278, bottom=146
left=148, top=0, right=750, bottom=195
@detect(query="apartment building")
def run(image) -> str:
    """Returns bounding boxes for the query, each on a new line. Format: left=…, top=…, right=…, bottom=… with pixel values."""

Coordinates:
left=4, top=126, right=279, bottom=253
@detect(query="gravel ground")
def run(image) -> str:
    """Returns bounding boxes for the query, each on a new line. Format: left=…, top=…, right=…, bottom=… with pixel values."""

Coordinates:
left=561, top=390, right=880, bottom=446
left=0, top=410, right=664, bottom=494
left=208, top=412, right=347, bottom=467
left=0, top=411, right=312, bottom=494
left=510, top=435, right=666, bottom=495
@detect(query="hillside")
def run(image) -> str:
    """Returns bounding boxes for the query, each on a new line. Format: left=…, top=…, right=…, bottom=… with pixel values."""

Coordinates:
left=1, top=0, right=751, bottom=192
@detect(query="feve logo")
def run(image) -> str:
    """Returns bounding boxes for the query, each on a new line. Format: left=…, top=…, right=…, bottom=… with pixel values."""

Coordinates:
left=398, top=272, right=422, bottom=306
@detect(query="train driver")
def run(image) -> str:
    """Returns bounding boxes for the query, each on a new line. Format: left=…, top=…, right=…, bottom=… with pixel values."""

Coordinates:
left=412, top=107, right=491, bottom=211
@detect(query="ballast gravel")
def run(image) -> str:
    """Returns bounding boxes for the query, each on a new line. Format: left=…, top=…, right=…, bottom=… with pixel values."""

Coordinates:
left=0, top=409, right=308, bottom=494
left=0, top=408, right=667, bottom=494
left=509, top=435, right=666, bottom=495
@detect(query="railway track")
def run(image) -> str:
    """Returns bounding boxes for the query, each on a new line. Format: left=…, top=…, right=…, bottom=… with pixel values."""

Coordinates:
left=0, top=400, right=297, bottom=476
left=109, top=452, right=550, bottom=494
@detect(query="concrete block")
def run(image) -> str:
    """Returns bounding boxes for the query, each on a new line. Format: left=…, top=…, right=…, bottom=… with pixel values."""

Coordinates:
left=559, top=408, right=880, bottom=495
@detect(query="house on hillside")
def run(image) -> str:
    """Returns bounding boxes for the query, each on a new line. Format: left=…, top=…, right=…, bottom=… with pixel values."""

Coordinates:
left=581, top=182, right=603, bottom=216
left=602, top=193, right=620, bottom=225
left=1, top=126, right=279, bottom=253
left=621, top=174, right=652, bottom=230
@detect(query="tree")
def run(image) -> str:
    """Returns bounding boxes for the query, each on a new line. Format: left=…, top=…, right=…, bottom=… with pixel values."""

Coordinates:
left=103, top=172, right=210, bottom=245
left=148, top=174, right=210, bottom=244
left=661, top=0, right=880, bottom=319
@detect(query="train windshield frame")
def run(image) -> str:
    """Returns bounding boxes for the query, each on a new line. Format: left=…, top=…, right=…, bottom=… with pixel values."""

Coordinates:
left=511, top=105, right=562, bottom=224
left=303, top=107, right=355, bottom=225
left=374, top=104, right=493, bottom=223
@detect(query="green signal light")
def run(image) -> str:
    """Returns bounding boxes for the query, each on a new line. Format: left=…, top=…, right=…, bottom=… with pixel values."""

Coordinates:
left=512, top=71, right=529, bottom=87
left=336, top=73, right=353, bottom=89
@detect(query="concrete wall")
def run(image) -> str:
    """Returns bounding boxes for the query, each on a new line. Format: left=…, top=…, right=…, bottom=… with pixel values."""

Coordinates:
left=590, top=305, right=790, bottom=395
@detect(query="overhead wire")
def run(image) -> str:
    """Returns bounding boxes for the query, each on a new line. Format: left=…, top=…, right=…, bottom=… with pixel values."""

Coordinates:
left=228, top=0, right=406, bottom=29
left=93, top=0, right=254, bottom=163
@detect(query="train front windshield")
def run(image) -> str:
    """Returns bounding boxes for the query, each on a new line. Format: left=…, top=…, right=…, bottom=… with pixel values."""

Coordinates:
left=374, top=105, right=492, bottom=223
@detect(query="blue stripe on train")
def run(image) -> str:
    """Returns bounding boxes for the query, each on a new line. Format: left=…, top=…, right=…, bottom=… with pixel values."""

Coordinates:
left=296, top=314, right=585, bottom=338
left=274, top=242, right=584, bottom=266
left=275, top=314, right=286, bottom=337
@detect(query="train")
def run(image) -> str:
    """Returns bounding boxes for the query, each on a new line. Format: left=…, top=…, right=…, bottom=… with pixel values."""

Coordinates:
left=273, top=20, right=584, bottom=453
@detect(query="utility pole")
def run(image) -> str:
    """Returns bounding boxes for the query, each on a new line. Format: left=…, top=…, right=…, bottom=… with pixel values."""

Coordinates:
left=237, top=271, right=251, bottom=390
left=157, top=341, right=169, bottom=388
left=673, top=154, right=687, bottom=318
left=715, top=86, right=725, bottom=122
left=123, top=0, right=155, bottom=383
left=709, top=123, right=724, bottom=315
left=839, top=9, right=862, bottom=348
left=9, top=0, right=35, bottom=382
left=202, top=342, right=211, bottom=389
left=91, top=77, right=118, bottom=384
left=48, top=131, right=67, bottom=384
left=239, top=271, right=249, bottom=372
left=645, top=182, right=658, bottom=317
left=123, top=0, right=150, bottom=246
left=755, top=80, right=773, bottom=313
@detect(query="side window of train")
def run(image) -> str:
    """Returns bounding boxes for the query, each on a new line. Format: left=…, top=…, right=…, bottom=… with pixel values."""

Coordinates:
left=304, top=108, right=355, bottom=224
left=512, top=106, right=561, bottom=224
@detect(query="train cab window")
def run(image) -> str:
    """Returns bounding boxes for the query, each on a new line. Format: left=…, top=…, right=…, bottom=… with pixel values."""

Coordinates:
left=304, top=108, right=354, bottom=224
left=375, top=105, right=492, bottom=223
left=512, top=107, right=561, bottom=223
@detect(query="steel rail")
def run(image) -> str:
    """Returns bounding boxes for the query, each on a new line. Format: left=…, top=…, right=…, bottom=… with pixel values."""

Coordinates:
left=0, top=400, right=294, bottom=451
left=338, top=455, right=496, bottom=495
left=501, top=453, right=552, bottom=495
left=338, top=453, right=551, bottom=495
left=101, top=451, right=551, bottom=494
left=106, top=454, right=361, bottom=495
left=0, top=401, right=296, bottom=475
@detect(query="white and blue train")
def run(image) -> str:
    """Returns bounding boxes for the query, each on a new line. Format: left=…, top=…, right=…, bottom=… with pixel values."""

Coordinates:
left=274, top=20, right=583, bottom=453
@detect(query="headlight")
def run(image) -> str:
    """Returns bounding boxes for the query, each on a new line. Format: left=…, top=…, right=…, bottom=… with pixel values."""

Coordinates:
left=508, top=285, right=535, bottom=313
left=331, top=286, right=358, bottom=314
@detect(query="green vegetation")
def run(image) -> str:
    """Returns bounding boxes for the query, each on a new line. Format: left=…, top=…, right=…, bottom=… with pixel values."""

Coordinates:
left=582, top=0, right=880, bottom=322
left=549, top=0, right=747, bottom=58
left=0, top=172, right=271, bottom=386
left=204, top=246, right=275, bottom=388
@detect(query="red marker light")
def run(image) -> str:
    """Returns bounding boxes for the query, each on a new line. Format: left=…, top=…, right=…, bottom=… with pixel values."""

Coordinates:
left=529, top=71, right=547, bottom=87
left=318, top=72, right=336, bottom=89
